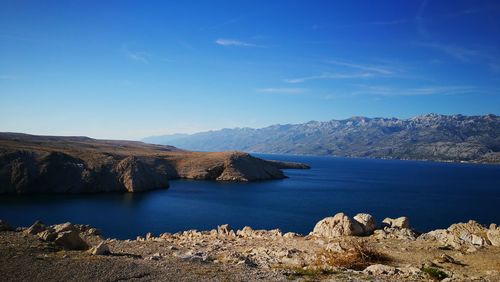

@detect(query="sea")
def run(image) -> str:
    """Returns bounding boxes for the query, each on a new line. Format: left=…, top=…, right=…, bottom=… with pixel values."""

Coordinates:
left=1, top=154, right=499, bottom=239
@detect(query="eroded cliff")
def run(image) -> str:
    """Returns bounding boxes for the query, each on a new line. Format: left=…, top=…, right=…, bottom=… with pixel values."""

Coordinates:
left=0, top=133, right=308, bottom=194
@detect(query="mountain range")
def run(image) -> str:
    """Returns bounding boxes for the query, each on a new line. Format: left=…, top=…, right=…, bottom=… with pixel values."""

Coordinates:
left=143, top=114, right=500, bottom=164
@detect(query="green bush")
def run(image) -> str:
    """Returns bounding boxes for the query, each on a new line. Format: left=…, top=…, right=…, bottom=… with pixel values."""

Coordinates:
left=422, top=267, right=448, bottom=280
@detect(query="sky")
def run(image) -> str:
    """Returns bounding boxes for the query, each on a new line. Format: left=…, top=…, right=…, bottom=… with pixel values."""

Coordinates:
left=1, top=0, right=499, bottom=140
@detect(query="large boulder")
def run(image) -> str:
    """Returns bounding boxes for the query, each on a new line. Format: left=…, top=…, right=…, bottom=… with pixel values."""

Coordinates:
left=311, top=213, right=364, bottom=237
left=0, top=220, right=13, bottom=231
left=54, top=230, right=89, bottom=250
left=354, top=213, right=376, bottom=235
left=418, top=220, right=492, bottom=248
left=382, top=217, right=410, bottom=229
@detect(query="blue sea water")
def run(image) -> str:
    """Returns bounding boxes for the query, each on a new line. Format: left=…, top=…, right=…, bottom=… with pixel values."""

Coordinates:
left=0, top=154, right=499, bottom=239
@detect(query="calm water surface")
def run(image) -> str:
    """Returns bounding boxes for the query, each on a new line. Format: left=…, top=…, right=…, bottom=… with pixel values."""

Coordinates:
left=1, top=154, right=499, bottom=239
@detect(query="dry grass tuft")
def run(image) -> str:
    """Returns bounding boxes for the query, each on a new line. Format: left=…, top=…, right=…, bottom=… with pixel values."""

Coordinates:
left=315, top=240, right=391, bottom=270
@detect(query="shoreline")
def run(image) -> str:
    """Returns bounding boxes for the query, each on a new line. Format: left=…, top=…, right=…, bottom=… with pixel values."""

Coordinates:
left=254, top=152, right=500, bottom=166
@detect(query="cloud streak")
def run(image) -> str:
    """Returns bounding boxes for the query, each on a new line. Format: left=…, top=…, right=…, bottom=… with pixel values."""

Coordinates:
left=284, top=72, right=374, bottom=84
left=215, top=39, right=257, bottom=47
left=417, top=42, right=494, bottom=63
left=122, top=45, right=151, bottom=64
left=0, top=74, right=18, bottom=80
left=353, top=85, right=477, bottom=96
left=284, top=59, right=398, bottom=84
left=257, top=88, right=307, bottom=94
left=327, top=60, right=395, bottom=75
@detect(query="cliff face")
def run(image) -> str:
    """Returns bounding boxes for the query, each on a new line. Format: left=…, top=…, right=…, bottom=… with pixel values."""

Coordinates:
left=0, top=133, right=308, bottom=194
left=143, top=114, right=500, bottom=163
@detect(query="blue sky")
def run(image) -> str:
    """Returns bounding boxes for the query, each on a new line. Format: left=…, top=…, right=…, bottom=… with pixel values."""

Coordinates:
left=1, top=0, right=499, bottom=139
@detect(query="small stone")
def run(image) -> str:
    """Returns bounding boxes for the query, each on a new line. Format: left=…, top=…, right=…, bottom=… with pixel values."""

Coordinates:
left=283, top=232, right=300, bottom=238
left=0, top=219, right=14, bottom=231
left=149, top=252, right=162, bottom=260
left=364, top=264, right=398, bottom=275
left=466, top=246, right=478, bottom=253
left=91, top=242, right=110, bottom=255
left=438, top=254, right=463, bottom=265
left=25, top=220, right=46, bottom=235
left=86, top=228, right=101, bottom=236
left=325, top=242, right=344, bottom=252
left=54, top=230, right=89, bottom=250
left=217, top=224, right=232, bottom=236
left=37, top=229, right=57, bottom=241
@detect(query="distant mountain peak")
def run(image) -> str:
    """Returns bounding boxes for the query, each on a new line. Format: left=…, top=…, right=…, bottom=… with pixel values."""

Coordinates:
left=142, top=114, right=499, bottom=164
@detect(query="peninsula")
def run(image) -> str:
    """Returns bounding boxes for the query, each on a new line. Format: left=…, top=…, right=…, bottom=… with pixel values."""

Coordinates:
left=0, top=133, right=308, bottom=194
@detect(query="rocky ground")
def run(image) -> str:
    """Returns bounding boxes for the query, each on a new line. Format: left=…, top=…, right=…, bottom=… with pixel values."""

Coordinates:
left=1, top=213, right=499, bottom=282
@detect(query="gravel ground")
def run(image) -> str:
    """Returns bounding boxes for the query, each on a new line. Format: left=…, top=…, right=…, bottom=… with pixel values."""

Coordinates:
left=0, top=231, right=289, bottom=282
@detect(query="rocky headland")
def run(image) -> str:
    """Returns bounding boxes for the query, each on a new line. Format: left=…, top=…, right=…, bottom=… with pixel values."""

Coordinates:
left=0, top=133, right=309, bottom=194
left=1, top=213, right=499, bottom=281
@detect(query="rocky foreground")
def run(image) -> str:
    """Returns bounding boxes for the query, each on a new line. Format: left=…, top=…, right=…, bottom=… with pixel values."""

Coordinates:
left=1, top=213, right=499, bottom=281
left=0, top=133, right=308, bottom=194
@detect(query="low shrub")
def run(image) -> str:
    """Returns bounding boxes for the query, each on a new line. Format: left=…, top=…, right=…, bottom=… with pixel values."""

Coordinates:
left=422, top=267, right=448, bottom=281
left=316, top=240, right=391, bottom=270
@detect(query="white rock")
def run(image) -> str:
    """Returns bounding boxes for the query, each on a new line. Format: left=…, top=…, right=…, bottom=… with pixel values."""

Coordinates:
left=54, top=230, right=89, bottom=250
left=53, top=222, right=78, bottom=233
left=91, top=242, right=110, bottom=255
left=486, top=229, right=500, bottom=246
left=217, top=224, right=232, bottom=236
left=364, top=264, right=398, bottom=275
left=382, top=217, right=410, bottom=229
left=354, top=213, right=376, bottom=235
left=311, top=213, right=364, bottom=238
left=283, top=232, right=300, bottom=238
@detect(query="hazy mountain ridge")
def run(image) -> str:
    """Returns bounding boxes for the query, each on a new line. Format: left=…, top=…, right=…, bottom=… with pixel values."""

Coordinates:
left=143, top=114, right=500, bottom=163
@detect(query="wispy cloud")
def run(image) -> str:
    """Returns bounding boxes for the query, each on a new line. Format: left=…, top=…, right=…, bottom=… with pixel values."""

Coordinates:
left=122, top=45, right=151, bottom=64
left=326, top=60, right=395, bottom=75
left=215, top=39, right=257, bottom=47
left=284, top=72, right=374, bottom=84
left=257, top=88, right=307, bottom=94
left=0, top=74, right=19, bottom=80
left=416, top=0, right=430, bottom=38
left=284, top=59, right=398, bottom=84
left=177, top=40, right=195, bottom=50
left=315, top=19, right=411, bottom=30
left=417, top=42, right=494, bottom=63
left=201, top=16, right=244, bottom=31
left=353, top=85, right=478, bottom=96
